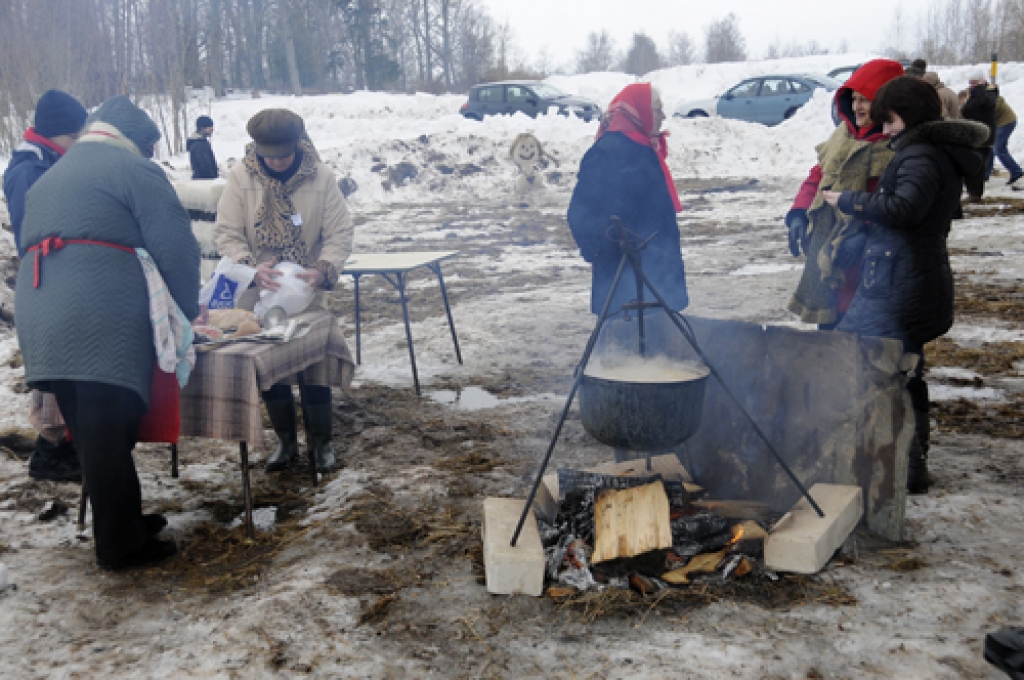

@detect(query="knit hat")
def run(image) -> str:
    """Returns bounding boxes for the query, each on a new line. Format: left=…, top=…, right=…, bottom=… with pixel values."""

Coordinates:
left=247, top=109, right=304, bottom=158
left=968, top=70, right=987, bottom=84
left=87, top=95, right=161, bottom=158
left=196, top=115, right=214, bottom=131
left=33, top=90, right=88, bottom=138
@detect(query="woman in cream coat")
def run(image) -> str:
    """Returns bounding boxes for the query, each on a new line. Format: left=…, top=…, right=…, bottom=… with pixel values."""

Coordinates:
left=215, top=109, right=353, bottom=472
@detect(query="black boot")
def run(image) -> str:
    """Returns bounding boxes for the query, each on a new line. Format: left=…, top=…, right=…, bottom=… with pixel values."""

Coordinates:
left=907, top=435, right=930, bottom=495
left=264, top=393, right=298, bottom=472
left=28, top=435, right=82, bottom=482
left=304, top=401, right=336, bottom=472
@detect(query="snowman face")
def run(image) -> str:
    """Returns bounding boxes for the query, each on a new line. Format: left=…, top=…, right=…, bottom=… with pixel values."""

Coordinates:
left=514, top=136, right=539, bottom=170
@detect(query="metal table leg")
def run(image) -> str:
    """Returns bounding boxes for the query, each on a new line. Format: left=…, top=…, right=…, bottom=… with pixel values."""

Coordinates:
left=353, top=274, right=362, bottom=365
left=78, top=480, right=88, bottom=533
left=239, top=442, right=254, bottom=539
left=392, top=273, right=421, bottom=395
left=170, top=444, right=179, bottom=478
left=428, top=262, right=463, bottom=365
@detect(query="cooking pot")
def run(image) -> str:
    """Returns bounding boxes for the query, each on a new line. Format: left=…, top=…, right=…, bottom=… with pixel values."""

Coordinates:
left=578, top=360, right=710, bottom=451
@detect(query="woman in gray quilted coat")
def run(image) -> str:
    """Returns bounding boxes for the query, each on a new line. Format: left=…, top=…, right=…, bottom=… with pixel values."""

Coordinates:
left=15, top=96, right=201, bottom=570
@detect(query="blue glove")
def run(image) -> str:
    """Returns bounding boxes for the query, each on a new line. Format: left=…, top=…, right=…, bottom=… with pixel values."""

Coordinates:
left=786, top=210, right=809, bottom=257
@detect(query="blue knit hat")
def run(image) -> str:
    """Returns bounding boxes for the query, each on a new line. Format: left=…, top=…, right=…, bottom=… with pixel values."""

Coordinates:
left=34, top=90, right=88, bottom=138
left=196, top=115, right=214, bottom=131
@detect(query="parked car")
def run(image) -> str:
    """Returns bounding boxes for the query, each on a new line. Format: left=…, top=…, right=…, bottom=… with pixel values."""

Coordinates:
left=673, top=74, right=842, bottom=126
left=828, top=60, right=912, bottom=84
left=460, top=81, right=602, bottom=122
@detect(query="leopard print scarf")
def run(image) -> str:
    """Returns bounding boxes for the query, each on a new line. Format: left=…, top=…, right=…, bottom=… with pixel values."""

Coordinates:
left=243, top=138, right=320, bottom=266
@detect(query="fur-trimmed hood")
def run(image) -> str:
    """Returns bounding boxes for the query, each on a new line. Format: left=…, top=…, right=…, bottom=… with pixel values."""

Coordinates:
left=893, top=119, right=990, bottom=152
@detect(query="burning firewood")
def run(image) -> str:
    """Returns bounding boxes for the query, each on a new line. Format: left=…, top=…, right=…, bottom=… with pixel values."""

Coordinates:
left=592, top=481, right=673, bottom=564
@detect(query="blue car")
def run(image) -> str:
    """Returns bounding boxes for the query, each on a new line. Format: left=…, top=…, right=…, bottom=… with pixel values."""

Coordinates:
left=673, top=74, right=842, bottom=126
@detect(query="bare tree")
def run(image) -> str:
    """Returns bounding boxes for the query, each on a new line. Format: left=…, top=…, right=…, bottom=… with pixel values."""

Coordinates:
left=705, top=13, right=747, bottom=63
left=575, top=30, right=617, bottom=73
left=623, top=33, right=661, bottom=76
left=667, top=30, right=695, bottom=66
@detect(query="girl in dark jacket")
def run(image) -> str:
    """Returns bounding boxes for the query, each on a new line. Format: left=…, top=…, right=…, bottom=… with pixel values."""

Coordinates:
left=567, top=82, right=688, bottom=316
left=822, top=76, right=989, bottom=494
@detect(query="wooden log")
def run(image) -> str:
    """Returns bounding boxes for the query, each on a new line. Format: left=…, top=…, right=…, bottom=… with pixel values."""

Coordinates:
left=592, top=481, right=673, bottom=564
left=691, top=499, right=773, bottom=521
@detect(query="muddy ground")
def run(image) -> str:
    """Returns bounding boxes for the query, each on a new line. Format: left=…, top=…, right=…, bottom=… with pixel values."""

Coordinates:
left=1, top=179, right=1022, bottom=679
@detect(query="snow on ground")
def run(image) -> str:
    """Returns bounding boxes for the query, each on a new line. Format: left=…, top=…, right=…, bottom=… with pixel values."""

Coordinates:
left=1, top=58, right=1023, bottom=678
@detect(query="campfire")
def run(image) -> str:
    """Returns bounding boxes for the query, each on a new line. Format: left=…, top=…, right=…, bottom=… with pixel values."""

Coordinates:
left=537, top=464, right=777, bottom=597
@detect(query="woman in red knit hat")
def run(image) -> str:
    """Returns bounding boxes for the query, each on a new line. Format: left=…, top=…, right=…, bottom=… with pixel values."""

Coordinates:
left=785, top=58, right=905, bottom=329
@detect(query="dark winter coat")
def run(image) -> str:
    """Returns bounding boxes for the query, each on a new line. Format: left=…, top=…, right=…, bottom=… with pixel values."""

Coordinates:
left=961, top=84, right=998, bottom=147
left=567, top=132, right=688, bottom=315
left=187, top=133, right=218, bottom=179
left=836, top=120, right=989, bottom=350
left=3, top=141, right=62, bottom=257
left=15, top=96, right=201, bottom=407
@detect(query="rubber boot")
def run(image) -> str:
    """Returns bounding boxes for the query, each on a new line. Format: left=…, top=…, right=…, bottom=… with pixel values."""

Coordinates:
left=264, top=394, right=298, bottom=472
left=304, top=401, right=336, bottom=472
left=907, top=406, right=932, bottom=494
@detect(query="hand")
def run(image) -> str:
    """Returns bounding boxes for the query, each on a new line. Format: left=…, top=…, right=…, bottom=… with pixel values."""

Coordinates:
left=822, top=190, right=842, bottom=207
left=255, top=259, right=282, bottom=291
left=786, top=211, right=809, bottom=257
left=193, top=304, right=209, bottom=326
left=296, top=267, right=326, bottom=290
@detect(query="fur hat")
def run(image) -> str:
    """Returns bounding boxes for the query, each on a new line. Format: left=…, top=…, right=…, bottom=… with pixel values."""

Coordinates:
left=922, top=72, right=940, bottom=87
left=33, top=90, right=88, bottom=138
left=246, top=109, right=304, bottom=158
left=196, top=115, right=214, bottom=131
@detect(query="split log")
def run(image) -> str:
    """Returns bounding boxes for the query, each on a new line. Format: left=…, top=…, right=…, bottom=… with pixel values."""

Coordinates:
left=592, top=481, right=673, bottom=564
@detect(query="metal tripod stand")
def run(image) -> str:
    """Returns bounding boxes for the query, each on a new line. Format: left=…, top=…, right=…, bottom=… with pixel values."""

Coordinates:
left=510, top=217, right=823, bottom=547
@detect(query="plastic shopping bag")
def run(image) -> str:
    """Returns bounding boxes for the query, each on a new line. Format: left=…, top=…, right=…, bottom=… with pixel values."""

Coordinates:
left=253, top=261, right=316, bottom=319
left=199, top=257, right=257, bottom=310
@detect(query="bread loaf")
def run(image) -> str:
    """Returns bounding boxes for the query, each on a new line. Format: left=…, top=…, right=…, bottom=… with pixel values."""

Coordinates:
left=229, top=320, right=262, bottom=338
left=208, top=308, right=259, bottom=330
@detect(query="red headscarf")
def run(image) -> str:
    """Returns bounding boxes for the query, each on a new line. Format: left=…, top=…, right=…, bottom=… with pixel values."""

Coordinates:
left=596, top=82, right=682, bottom=212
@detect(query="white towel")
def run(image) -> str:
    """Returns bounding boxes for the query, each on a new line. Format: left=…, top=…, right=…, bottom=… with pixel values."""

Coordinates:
left=136, top=248, right=195, bottom=387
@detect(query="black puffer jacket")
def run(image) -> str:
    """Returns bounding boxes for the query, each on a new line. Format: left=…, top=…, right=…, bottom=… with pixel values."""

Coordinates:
left=836, top=119, right=989, bottom=350
left=961, top=83, right=997, bottom=147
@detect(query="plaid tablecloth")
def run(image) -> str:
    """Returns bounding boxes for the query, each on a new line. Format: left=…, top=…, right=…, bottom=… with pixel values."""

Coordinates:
left=180, top=311, right=354, bottom=446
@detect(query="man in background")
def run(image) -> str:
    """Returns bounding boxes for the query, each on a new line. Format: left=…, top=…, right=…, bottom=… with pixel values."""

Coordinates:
left=3, top=89, right=88, bottom=482
left=188, top=115, right=219, bottom=179
left=923, top=72, right=961, bottom=120
left=961, top=72, right=998, bottom=201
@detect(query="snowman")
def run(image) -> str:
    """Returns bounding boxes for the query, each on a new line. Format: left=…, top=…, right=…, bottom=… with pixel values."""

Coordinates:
left=509, top=132, right=556, bottom=204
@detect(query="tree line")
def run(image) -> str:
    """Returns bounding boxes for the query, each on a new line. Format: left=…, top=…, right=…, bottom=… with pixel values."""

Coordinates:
left=3, top=1, right=1023, bottom=155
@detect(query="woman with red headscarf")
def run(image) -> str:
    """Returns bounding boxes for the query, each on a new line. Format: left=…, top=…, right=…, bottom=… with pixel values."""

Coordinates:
left=567, top=82, right=687, bottom=316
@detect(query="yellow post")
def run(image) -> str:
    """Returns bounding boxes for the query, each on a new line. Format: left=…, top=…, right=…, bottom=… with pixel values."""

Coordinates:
left=991, top=52, right=999, bottom=84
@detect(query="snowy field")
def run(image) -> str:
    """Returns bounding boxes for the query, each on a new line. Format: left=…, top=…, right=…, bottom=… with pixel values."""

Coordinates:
left=1, top=55, right=1023, bottom=678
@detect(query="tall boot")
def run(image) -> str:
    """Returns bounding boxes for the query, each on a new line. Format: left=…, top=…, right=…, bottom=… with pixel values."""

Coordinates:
left=264, top=392, right=298, bottom=472
left=304, top=401, right=336, bottom=472
left=907, top=406, right=933, bottom=494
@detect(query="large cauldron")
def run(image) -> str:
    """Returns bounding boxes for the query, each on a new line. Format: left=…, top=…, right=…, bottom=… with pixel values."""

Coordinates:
left=578, top=360, right=710, bottom=451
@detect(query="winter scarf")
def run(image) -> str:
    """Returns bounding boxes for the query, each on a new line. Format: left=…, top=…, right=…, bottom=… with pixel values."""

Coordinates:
left=242, top=138, right=320, bottom=267
left=23, top=128, right=67, bottom=156
left=789, top=124, right=896, bottom=325
left=597, top=83, right=682, bottom=212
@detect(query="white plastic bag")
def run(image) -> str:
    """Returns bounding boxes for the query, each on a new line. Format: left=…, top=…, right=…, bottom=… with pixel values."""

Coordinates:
left=199, top=257, right=257, bottom=310
left=253, top=261, right=315, bottom=319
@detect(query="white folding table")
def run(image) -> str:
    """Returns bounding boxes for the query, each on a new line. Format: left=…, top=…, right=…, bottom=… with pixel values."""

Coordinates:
left=341, top=251, right=462, bottom=394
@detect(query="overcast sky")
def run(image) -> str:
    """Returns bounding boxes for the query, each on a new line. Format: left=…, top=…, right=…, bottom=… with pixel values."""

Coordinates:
left=478, top=0, right=935, bottom=70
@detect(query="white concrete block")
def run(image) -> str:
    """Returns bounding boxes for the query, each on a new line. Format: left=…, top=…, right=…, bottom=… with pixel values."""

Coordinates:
left=482, top=498, right=545, bottom=596
left=764, top=484, right=863, bottom=574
